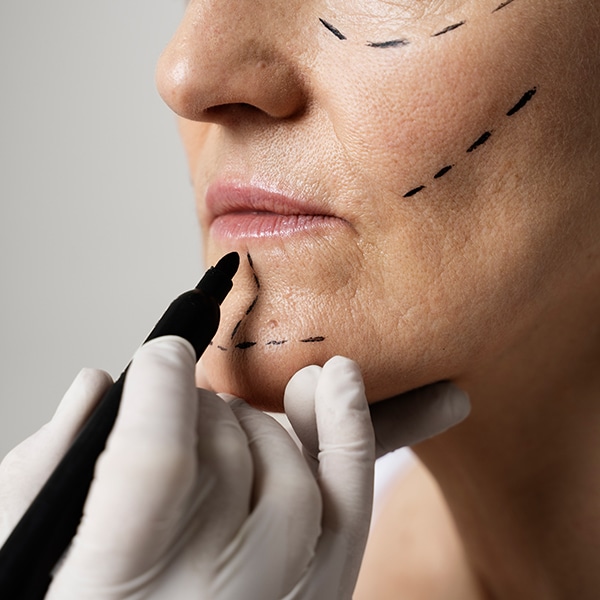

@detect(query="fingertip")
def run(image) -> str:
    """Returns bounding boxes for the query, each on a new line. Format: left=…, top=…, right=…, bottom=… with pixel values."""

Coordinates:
left=370, top=381, right=472, bottom=457
left=284, top=364, right=322, bottom=413
left=318, top=355, right=367, bottom=412
left=323, top=355, right=359, bottom=371
left=437, top=381, right=471, bottom=427
left=76, top=367, right=114, bottom=389
left=315, top=356, right=373, bottom=456
left=53, top=367, right=113, bottom=422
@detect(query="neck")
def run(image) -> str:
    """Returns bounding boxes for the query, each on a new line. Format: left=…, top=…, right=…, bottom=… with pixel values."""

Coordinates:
left=414, top=304, right=600, bottom=599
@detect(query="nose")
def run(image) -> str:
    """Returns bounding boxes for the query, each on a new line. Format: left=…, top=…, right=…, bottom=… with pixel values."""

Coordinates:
left=156, top=1, right=308, bottom=123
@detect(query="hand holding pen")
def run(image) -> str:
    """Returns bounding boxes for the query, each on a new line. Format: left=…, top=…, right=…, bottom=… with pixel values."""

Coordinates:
left=0, top=255, right=469, bottom=599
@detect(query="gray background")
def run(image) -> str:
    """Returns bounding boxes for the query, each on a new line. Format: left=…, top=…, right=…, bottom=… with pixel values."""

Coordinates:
left=0, top=2, right=201, bottom=458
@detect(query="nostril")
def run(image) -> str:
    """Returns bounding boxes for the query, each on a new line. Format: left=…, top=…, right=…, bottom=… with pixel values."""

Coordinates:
left=205, top=103, right=257, bottom=116
left=204, top=102, right=289, bottom=124
left=204, top=103, right=258, bottom=120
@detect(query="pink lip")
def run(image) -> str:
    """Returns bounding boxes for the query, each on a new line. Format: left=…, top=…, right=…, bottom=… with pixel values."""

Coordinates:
left=206, top=183, right=348, bottom=240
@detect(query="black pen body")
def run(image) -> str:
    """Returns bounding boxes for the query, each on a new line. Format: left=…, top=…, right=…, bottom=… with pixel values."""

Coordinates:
left=0, top=252, right=238, bottom=599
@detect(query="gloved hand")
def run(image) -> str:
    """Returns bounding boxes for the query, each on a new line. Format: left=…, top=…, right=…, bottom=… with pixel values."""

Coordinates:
left=0, top=338, right=469, bottom=599
left=284, top=367, right=471, bottom=462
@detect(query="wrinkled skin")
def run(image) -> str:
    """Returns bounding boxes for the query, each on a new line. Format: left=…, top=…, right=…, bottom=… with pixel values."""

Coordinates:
left=157, top=1, right=600, bottom=596
left=157, top=0, right=600, bottom=414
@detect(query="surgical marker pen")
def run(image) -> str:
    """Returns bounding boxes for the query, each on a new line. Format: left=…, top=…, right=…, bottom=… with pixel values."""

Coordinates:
left=0, top=251, right=240, bottom=599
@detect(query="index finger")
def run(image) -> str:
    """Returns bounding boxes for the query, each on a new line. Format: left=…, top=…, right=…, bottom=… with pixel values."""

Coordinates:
left=369, top=382, right=470, bottom=458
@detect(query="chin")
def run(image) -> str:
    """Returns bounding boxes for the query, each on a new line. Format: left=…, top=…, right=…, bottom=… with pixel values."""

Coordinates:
left=200, top=337, right=456, bottom=413
left=200, top=346, right=326, bottom=412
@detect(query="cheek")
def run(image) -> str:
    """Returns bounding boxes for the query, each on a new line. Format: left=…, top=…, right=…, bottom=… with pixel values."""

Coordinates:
left=319, top=45, right=523, bottom=203
left=188, top=6, right=599, bottom=409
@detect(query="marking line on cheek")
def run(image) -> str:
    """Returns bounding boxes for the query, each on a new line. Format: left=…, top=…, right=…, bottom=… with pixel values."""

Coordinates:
left=507, top=87, right=537, bottom=116
left=401, top=85, right=539, bottom=199
left=432, top=21, right=466, bottom=37
left=219, top=253, right=327, bottom=352
left=466, top=131, right=493, bottom=153
left=403, top=185, right=426, bottom=198
left=493, top=0, right=517, bottom=12
left=235, top=342, right=257, bottom=349
left=367, top=39, right=410, bottom=49
left=434, top=165, right=454, bottom=179
left=319, top=18, right=347, bottom=40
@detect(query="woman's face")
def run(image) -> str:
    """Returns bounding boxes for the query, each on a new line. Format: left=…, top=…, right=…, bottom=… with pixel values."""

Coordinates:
left=157, top=0, right=600, bottom=411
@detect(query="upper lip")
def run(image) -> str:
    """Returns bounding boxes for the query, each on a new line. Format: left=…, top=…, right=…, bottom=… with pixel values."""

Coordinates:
left=205, top=182, right=337, bottom=224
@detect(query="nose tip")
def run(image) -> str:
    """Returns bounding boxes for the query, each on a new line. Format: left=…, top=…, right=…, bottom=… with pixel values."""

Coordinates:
left=156, top=13, right=308, bottom=123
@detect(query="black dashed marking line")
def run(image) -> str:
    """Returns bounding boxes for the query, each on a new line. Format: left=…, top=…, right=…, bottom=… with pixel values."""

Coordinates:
left=466, top=131, right=492, bottom=153
left=248, top=253, right=261, bottom=289
left=230, top=254, right=260, bottom=340
left=367, top=39, right=410, bottom=49
left=403, top=185, right=426, bottom=198
left=221, top=252, right=327, bottom=351
left=507, top=87, right=537, bottom=116
left=236, top=342, right=257, bottom=350
left=245, top=296, right=259, bottom=316
left=493, top=0, right=517, bottom=13
left=319, top=18, right=347, bottom=40
left=432, top=21, right=466, bottom=37
left=434, top=165, right=454, bottom=179
left=231, top=320, right=243, bottom=339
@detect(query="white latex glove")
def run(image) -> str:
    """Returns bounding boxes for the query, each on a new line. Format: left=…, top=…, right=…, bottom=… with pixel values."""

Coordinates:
left=1, top=339, right=380, bottom=599
left=282, top=364, right=471, bottom=599
left=285, top=368, right=471, bottom=462
left=0, top=339, right=469, bottom=600
left=0, top=369, right=113, bottom=549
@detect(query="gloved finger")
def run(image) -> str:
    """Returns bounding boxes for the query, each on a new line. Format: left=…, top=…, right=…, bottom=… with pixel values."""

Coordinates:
left=285, top=357, right=375, bottom=600
left=194, top=357, right=213, bottom=390
left=181, top=390, right=253, bottom=567
left=0, top=368, right=112, bottom=544
left=215, top=397, right=322, bottom=600
left=370, top=382, right=470, bottom=458
left=51, top=336, right=202, bottom=591
left=313, top=356, right=375, bottom=598
left=283, top=364, right=321, bottom=474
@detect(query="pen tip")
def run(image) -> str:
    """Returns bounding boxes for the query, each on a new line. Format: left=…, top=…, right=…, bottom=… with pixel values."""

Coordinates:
left=214, top=252, right=240, bottom=280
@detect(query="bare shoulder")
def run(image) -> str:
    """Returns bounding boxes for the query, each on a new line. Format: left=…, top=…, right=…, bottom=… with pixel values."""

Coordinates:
left=354, top=459, right=484, bottom=600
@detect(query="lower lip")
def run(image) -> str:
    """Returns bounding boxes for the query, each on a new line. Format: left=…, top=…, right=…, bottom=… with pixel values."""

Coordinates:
left=210, top=212, right=347, bottom=240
